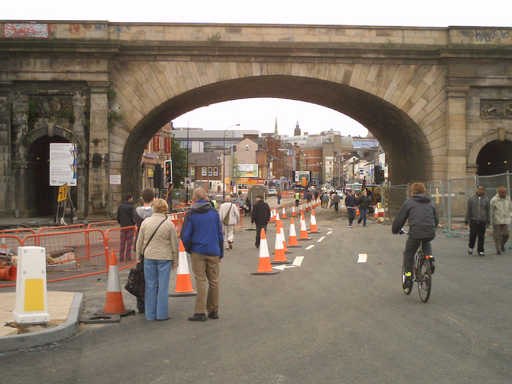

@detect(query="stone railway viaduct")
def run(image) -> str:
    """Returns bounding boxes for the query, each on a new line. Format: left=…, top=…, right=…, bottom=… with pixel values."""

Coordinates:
left=1, top=21, right=511, bottom=217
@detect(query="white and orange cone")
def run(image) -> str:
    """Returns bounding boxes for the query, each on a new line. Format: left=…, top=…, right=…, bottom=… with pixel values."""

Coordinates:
left=292, top=206, right=296, bottom=217
left=276, top=219, right=289, bottom=254
left=288, top=218, right=301, bottom=247
left=281, top=207, right=287, bottom=219
left=270, top=209, right=276, bottom=223
left=170, top=240, right=197, bottom=297
left=299, top=212, right=311, bottom=241
left=309, top=209, right=319, bottom=234
left=104, top=250, right=127, bottom=314
left=272, top=222, right=289, bottom=265
left=252, top=228, right=280, bottom=275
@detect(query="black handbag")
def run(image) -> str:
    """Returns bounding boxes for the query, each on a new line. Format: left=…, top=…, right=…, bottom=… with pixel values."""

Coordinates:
left=124, top=217, right=166, bottom=297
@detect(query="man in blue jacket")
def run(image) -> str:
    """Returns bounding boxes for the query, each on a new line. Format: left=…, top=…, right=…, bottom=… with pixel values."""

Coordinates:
left=181, top=187, right=224, bottom=321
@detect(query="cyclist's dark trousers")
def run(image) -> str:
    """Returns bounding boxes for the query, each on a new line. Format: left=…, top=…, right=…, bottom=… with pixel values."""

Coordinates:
left=403, top=236, right=433, bottom=274
left=295, top=200, right=299, bottom=207
left=334, top=203, right=339, bottom=212
left=469, top=220, right=486, bottom=253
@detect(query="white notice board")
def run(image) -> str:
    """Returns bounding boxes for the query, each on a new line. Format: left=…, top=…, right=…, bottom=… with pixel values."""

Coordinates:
left=50, top=143, right=77, bottom=186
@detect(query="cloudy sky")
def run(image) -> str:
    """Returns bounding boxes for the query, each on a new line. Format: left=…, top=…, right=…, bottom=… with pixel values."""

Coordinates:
left=3, top=0, right=510, bottom=137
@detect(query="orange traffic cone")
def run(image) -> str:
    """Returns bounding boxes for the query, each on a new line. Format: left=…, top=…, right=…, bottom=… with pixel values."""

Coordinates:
left=288, top=218, right=301, bottom=247
left=299, top=212, right=311, bottom=241
left=270, top=209, right=276, bottom=223
left=272, top=223, right=289, bottom=265
left=252, top=228, right=280, bottom=275
left=104, top=250, right=127, bottom=314
left=281, top=207, right=287, bottom=219
left=276, top=219, right=289, bottom=254
left=292, top=206, right=296, bottom=217
left=309, top=209, right=319, bottom=234
left=170, top=240, right=197, bottom=297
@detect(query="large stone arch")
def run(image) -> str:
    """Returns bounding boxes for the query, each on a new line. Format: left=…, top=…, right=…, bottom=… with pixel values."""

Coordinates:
left=111, top=61, right=446, bottom=197
left=467, top=127, right=512, bottom=170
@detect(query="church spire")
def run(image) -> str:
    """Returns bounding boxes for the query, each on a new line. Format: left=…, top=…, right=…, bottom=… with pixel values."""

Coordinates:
left=294, top=121, right=301, bottom=136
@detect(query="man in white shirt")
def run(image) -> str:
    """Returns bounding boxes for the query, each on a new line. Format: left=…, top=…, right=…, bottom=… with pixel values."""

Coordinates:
left=218, top=195, right=240, bottom=250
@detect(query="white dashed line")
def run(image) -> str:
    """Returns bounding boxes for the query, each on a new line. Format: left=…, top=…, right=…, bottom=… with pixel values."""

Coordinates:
left=327, top=231, right=333, bottom=235
left=293, top=256, right=304, bottom=266
left=357, top=253, right=368, bottom=263
left=317, top=236, right=326, bottom=243
left=306, top=245, right=315, bottom=250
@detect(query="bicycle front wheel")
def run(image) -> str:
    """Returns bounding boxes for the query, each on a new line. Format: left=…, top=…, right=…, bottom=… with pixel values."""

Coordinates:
left=417, top=258, right=432, bottom=303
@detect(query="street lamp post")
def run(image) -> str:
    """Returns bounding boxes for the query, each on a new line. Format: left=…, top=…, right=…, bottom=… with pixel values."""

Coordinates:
left=223, top=123, right=240, bottom=201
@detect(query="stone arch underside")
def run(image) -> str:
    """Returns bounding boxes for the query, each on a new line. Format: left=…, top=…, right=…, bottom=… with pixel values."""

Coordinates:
left=111, top=62, right=446, bottom=196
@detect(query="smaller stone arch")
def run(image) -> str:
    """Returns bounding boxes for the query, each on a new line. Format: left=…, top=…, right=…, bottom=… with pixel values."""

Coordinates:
left=467, top=127, right=512, bottom=169
left=19, top=125, right=88, bottom=217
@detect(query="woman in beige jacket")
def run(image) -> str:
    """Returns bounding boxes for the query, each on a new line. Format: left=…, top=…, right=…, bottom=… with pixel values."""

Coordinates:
left=136, top=199, right=179, bottom=321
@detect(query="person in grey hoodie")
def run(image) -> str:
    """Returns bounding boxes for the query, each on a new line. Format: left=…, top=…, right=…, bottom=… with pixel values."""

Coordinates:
left=465, top=185, right=490, bottom=256
left=392, top=182, right=439, bottom=289
left=490, top=186, right=511, bottom=255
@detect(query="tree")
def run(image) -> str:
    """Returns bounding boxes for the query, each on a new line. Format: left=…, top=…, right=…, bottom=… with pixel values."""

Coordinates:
left=170, top=139, right=187, bottom=187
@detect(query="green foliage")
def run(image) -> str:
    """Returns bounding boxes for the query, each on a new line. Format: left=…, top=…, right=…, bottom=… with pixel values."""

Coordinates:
left=171, top=139, right=187, bottom=187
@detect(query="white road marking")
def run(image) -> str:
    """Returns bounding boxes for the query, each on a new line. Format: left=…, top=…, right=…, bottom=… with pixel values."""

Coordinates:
left=306, top=245, right=315, bottom=250
left=327, top=231, right=333, bottom=235
left=317, top=236, right=326, bottom=243
left=273, top=265, right=297, bottom=271
left=328, top=227, right=333, bottom=231
left=357, top=253, right=368, bottom=263
left=293, top=256, right=304, bottom=266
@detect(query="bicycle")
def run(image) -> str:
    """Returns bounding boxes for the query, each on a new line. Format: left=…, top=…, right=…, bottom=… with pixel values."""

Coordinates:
left=400, top=230, right=435, bottom=303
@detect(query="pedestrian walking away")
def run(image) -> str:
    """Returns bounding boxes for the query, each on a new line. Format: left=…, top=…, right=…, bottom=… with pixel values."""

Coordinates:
left=277, top=190, right=282, bottom=205
left=251, top=195, right=271, bottom=248
left=136, top=199, right=179, bottom=321
left=181, top=188, right=224, bottom=322
left=465, top=185, right=490, bottom=257
left=219, top=194, right=240, bottom=250
left=117, top=194, right=135, bottom=263
left=490, top=186, right=511, bottom=255
left=295, top=191, right=300, bottom=208
left=357, top=190, right=370, bottom=226
left=330, top=192, right=340, bottom=213
left=392, top=182, right=439, bottom=290
left=165, top=183, right=174, bottom=213
left=345, top=190, right=357, bottom=227
left=321, top=192, right=329, bottom=208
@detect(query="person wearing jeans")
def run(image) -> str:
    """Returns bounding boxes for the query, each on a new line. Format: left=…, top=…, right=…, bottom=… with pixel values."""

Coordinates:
left=117, top=194, right=135, bottom=262
left=357, top=190, right=370, bottom=227
left=136, top=199, right=178, bottom=321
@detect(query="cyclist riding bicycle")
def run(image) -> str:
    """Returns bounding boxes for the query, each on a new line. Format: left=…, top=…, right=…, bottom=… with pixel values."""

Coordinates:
left=392, top=182, right=439, bottom=289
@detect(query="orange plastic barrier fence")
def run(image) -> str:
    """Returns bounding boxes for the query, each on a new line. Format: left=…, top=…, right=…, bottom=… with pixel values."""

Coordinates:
left=0, top=234, right=23, bottom=254
left=87, top=220, right=119, bottom=229
left=104, top=226, right=137, bottom=266
left=0, top=228, right=37, bottom=237
left=38, top=224, right=87, bottom=234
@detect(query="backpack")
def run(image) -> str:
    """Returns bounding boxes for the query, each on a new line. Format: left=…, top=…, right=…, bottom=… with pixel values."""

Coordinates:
left=222, top=203, right=233, bottom=226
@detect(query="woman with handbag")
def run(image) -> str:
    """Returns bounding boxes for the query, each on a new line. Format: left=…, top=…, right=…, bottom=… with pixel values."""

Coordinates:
left=135, top=199, right=179, bottom=321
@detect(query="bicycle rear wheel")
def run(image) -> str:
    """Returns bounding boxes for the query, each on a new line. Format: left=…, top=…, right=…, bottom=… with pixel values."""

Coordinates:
left=417, top=258, right=432, bottom=303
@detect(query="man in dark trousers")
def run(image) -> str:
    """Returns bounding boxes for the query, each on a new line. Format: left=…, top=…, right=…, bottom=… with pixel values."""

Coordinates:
left=251, top=195, right=271, bottom=248
left=465, top=185, right=490, bottom=256
left=117, top=194, right=136, bottom=262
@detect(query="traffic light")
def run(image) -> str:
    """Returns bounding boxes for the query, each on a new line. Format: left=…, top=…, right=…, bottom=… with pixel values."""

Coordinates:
left=164, top=159, right=172, bottom=183
left=374, top=165, right=385, bottom=184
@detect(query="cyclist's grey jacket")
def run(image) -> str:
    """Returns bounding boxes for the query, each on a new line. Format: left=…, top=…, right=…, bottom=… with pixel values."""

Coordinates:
left=465, top=194, right=490, bottom=223
left=392, top=194, right=439, bottom=239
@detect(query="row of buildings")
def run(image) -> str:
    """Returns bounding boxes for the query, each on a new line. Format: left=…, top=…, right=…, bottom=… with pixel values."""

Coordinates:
left=141, top=120, right=388, bottom=195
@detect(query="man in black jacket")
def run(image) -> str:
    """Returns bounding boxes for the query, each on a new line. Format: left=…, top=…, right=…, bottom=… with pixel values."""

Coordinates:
left=392, top=183, right=439, bottom=289
left=251, top=195, right=271, bottom=248
left=357, top=190, right=370, bottom=226
left=117, top=194, right=136, bottom=262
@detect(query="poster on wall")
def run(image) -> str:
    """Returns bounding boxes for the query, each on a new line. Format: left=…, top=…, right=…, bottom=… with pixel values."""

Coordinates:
left=50, top=143, right=77, bottom=186
left=237, top=164, right=259, bottom=178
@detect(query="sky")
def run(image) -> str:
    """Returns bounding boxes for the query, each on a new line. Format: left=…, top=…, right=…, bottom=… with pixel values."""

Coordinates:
left=2, top=0, right=511, bottom=137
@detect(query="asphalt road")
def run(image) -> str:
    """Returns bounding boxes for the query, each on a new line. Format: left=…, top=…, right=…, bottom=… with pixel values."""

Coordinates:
left=1, top=209, right=511, bottom=384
